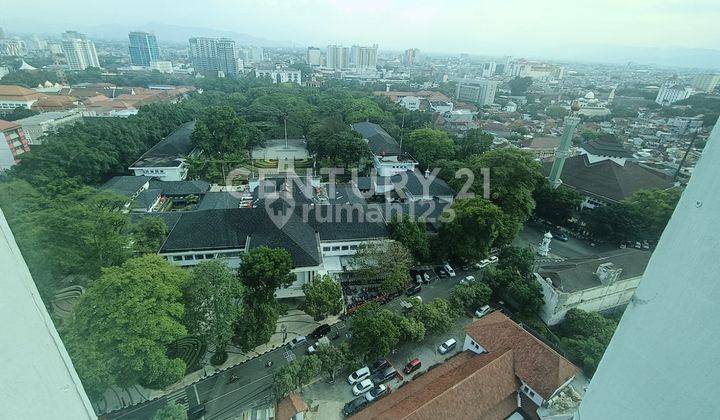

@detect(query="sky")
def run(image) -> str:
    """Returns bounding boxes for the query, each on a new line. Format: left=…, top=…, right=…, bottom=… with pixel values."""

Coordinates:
left=3, top=0, right=720, bottom=56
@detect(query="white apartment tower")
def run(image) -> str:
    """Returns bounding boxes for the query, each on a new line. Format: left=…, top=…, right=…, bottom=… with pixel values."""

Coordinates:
left=307, top=47, right=322, bottom=66
left=326, top=45, right=349, bottom=70
left=350, top=44, right=378, bottom=70
left=655, top=81, right=693, bottom=106
left=61, top=31, right=99, bottom=70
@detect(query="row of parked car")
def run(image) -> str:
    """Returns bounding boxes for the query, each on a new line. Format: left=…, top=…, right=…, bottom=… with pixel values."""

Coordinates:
left=343, top=359, right=397, bottom=416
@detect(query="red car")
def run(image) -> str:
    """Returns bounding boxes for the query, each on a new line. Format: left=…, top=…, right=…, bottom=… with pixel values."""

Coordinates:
left=404, top=358, right=422, bottom=374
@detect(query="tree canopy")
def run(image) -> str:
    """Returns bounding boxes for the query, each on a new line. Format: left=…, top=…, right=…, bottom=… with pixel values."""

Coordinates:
left=63, top=255, right=189, bottom=398
left=351, top=241, right=413, bottom=294
left=404, top=128, right=455, bottom=169
left=301, top=274, right=344, bottom=320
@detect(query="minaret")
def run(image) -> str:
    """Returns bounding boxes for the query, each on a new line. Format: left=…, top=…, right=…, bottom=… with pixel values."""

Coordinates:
left=548, top=101, right=581, bottom=189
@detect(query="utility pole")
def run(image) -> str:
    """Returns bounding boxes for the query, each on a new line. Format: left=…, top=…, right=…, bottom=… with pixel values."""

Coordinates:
left=674, top=126, right=702, bottom=181
left=399, top=113, right=405, bottom=153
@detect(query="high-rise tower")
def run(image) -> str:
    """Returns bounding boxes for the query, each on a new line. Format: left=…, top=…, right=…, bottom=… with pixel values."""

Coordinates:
left=547, top=101, right=581, bottom=188
left=128, top=31, right=160, bottom=66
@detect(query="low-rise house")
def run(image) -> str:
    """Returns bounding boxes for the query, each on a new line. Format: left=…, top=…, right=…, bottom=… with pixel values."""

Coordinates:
left=353, top=311, right=585, bottom=420
left=522, top=136, right=560, bottom=160
left=129, top=121, right=198, bottom=181
left=0, top=85, right=41, bottom=110
left=351, top=121, right=417, bottom=177
left=534, top=248, right=651, bottom=325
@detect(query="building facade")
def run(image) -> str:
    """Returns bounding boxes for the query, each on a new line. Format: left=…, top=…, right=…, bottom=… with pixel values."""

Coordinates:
left=188, top=37, right=239, bottom=76
left=350, top=44, right=378, bottom=70
left=307, top=47, right=321, bottom=66
left=455, top=80, right=498, bottom=106
left=691, top=74, right=720, bottom=93
left=254, top=67, right=301, bottom=85
left=326, top=45, right=349, bottom=70
left=0, top=120, right=30, bottom=170
left=128, top=31, right=160, bottom=66
left=61, top=31, right=99, bottom=70
left=655, top=81, right=693, bottom=106
left=15, top=110, right=83, bottom=145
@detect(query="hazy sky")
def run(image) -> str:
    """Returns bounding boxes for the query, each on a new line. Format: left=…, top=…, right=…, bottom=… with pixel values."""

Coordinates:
left=4, top=0, right=720, bottom=54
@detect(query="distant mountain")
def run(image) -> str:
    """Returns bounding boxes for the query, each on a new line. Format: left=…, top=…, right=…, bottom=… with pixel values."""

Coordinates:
left=537, top=44, right=720, bottom=70
left=11, top=20, right=287, bottom=47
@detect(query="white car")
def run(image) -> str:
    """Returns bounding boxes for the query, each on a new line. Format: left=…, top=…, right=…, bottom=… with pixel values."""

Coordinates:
left=438, top=338, right=457, bottom=355
left=475, top=305, right=491, bottom=318
left=307, top=336, right=330, bottom=354
left=288, top=335, right=307, bottom=349
left=460, top=275, right=475, bottom=285
left=477, top=259, right=491, bottom=268
left=444, top=263, right=456, bottom=277
left=488, top=256, right=498, bottom=264
left=423, top=272, right=430, bottom=283
left=364, top=384, right=388, bottom=401
left=352, top=378, right=374, bottom=396
left=348, top=366, right=371, bottom=385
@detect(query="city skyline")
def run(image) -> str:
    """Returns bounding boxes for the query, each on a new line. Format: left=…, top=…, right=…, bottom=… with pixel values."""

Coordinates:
left=2, top=0, right=719, bottom=60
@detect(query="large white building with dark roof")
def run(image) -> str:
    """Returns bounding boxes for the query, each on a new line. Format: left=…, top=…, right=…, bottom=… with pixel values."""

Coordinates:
left=129, top=121, right=198, bottom=181
left=534, top=248, right=652, bottom=325
left=350, top=121, right=418, bottom=176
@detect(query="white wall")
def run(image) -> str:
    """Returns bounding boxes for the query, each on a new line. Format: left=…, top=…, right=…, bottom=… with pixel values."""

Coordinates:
left=131, top=164, right=187, bottom=181
left=536, top=273, right=642, bottom=325
left=0, top=209, right=96, bottom=419
left=462, top=333, right=486, bottom=354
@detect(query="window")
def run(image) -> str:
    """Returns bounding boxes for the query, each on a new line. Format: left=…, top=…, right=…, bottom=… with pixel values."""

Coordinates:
left=349, top=245, right=358, bottom=250
left=195, top=254, right=204, bottom=260
left=529, top=390, right=535, bottom=398
left=523, top=386, right=529, bottom=392
left=205, top=253, right=215, bottom=259
left=341, top=245, right=349, bottom=250
left=172, top=255, right=182, bottom=261
left=183, top=255, right=194, bottom=260
left=323, top=246, right=331, bottom=252
left=332, top=246, right=340, bottom=251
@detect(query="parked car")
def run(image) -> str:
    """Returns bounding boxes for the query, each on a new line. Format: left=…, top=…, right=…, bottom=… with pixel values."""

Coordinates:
left=343, top=396, right=369, bottom=417
left=443, top=262, right=456, bottom=277
left=488, top=256, right=498, bottom=264
left=364, top=384, right=388, bottom=401
left=369, top=359, right=390, bottom=374
left=348, top=366, right=371, bottom=385
left=372, top=366, right=398, bottom=384
left=475, top=305, right=491, bottom=318
left=477, top=259, right=491, bottom=268
left=460, top=275, right=475, bottom=285
left=188, top=404, right=206, bottom=420
left=438, top=338, right=457, bottom=355
left=423, top=272, right=431, bottom=283
left=403, top=358, right=422, bottom=374
left=310, top=324, right=331, bottom=340
left=307, top=336, right=330, bottom=354
left=352, top=378, right=374, bottom=396
left=438, top=268, right=448, bottom=278
left=405, top=284, right=422, bottom=296
left=288, top=335, right=307, bottom=349
left=551, top=230, right=569, bottom=241
left=415, top=274, right=423, bottom=284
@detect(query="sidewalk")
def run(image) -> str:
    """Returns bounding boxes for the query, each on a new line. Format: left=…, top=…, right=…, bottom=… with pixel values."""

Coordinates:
left=96, top=308, right=341, bottom=414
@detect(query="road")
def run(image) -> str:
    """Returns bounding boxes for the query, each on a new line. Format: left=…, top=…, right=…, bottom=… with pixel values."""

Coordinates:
left=107, top=267, right=467, bottom=420
left=107, top=225, right=605, bottom=419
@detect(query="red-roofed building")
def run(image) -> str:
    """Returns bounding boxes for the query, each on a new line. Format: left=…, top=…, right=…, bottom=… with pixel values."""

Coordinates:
left=352, top=311, right=584, bottom=420
left=0, top=120, right=30, bottom=170
left=276, top=393, right=308, bottom=420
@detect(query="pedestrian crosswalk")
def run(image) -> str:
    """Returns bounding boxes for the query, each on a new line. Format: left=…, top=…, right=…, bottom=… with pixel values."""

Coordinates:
left=166, top=388, right=189, bottom=410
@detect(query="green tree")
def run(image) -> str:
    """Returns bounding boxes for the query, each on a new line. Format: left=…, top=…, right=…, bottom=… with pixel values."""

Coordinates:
left=3, top=106, right=39, bottom=121
left=393, top=312, right=426, bottom=342
left=238, top=247, right=296, bottom=299
left=234, top=300, right=284, bottom=352
left=498, top=246, right=535, bottom=279
left=131, top=217, right=169, bottom=255
left=316, top=344, right=347, bottom=381
left=509, top=77, right=532, bottom=95
left=351, top=241, right=413, bottom=294
left=301, top=274, right=344, bottom=320
left=350, top=304, right=401, bottom=361
left=558, top=309, right=618, bottom=375
left=387, top=215, right=430, bottom=262
left=184, top=260, right=245, bottom=354
left=409, top=298, right=457, bottom=334
left=273, top=361, right=300, bottom=398
left=625, top=188, right=681, bottom=240
left=307, top=119, right=370, bottom=168
left=191, top=106, right=261, bottom=156
left=546, top=106, right=569, bottom=119
left=449, top=281, right=492, bottom=312
left=483, top=266, right=543, bottom=315
left=468, top=148, right=542, bottom=223
left=435, top=198, right=510, bottom=262
left=455, top=129, right=493, bottom=158
left=63, top=255, right=189, bottom=399
left=533, top=182, right=583, bottom=226
left=404, top=128, right=455, bottom=169
left=152, top=402, right=188, bottom=420
left=297, top=355, right=322, bottom=392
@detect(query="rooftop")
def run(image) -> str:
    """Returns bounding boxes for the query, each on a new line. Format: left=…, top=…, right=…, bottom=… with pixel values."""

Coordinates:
left=130, top=121, right=196, bottom=168
left=0, top=120, right=20, bottom=131
left=351, top=121, right=402, bottom=156
left=538, top=248, right=652, bottom=293
left=581, top=136, right=633, bottom=159
left=542, top=155, right=676, bottom=202
left=100, top=176, right=151, bottom=198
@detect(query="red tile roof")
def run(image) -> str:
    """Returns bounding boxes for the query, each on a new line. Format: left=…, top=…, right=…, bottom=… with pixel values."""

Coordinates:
left=0, top=85, right=41, bottom=100
left=464, top=311, right=579, bottom=400
left=0, top=120, right=20, bottom=131
left=276, top=393, right=307, bottom=420
left=352, top=351, right=519, bottom=420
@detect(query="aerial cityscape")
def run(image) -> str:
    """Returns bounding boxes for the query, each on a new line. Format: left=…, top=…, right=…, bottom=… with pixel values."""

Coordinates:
left=1, top=1, right=719, bottom=420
